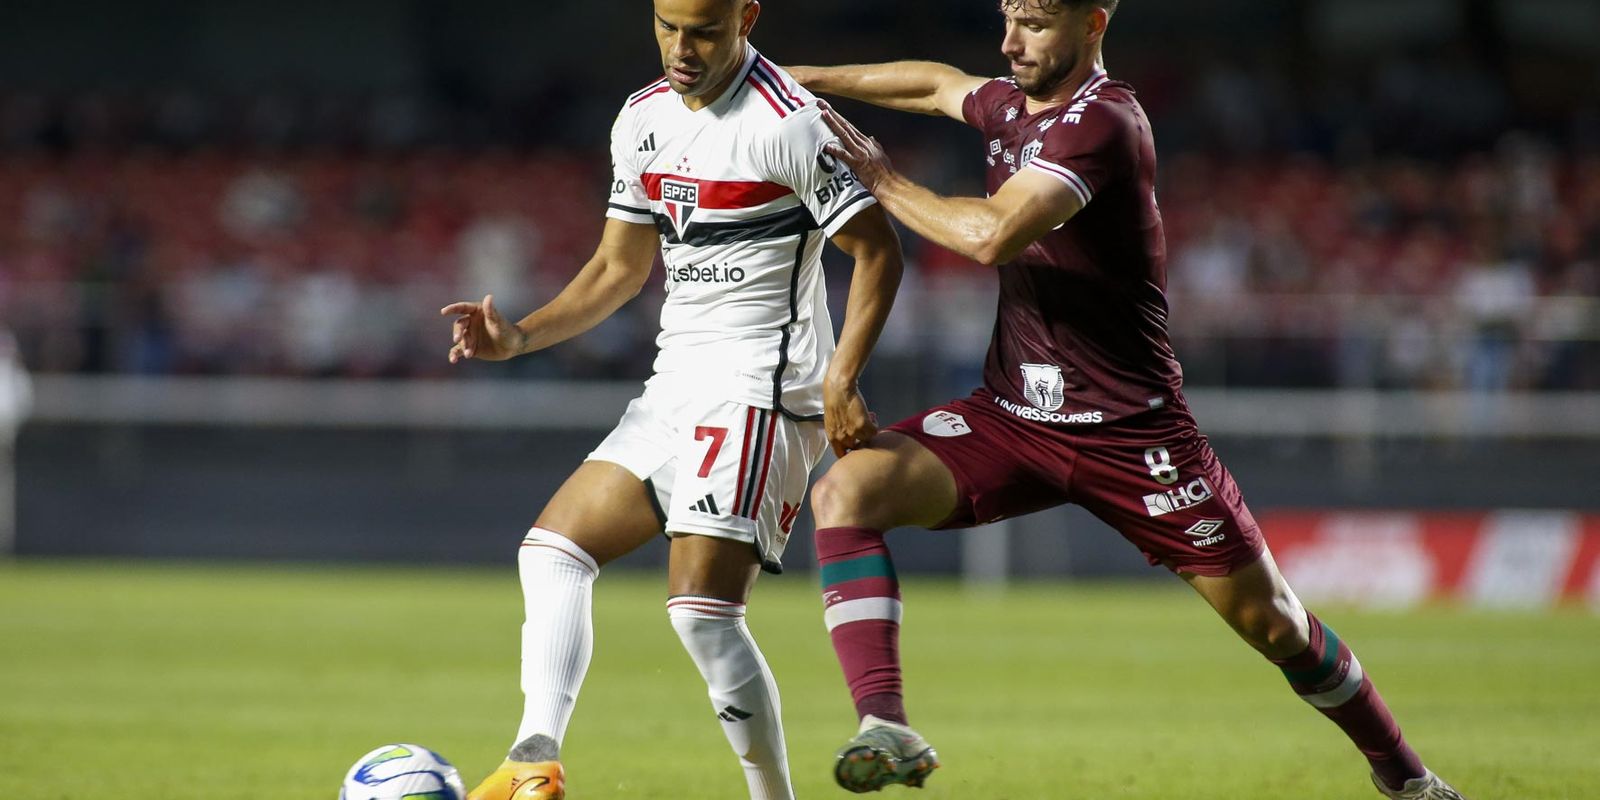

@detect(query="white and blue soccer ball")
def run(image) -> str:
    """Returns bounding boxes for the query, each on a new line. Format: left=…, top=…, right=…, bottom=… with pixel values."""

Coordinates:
left=340, top=743, right=466, bottom=800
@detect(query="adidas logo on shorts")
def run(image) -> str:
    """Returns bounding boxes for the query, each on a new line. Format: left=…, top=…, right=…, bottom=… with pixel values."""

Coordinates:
left=689, top=493, right=720, bottom=515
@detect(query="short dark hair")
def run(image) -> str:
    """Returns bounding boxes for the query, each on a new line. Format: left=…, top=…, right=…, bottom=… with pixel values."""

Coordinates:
left=1001, top=0, right=1120, bottom=15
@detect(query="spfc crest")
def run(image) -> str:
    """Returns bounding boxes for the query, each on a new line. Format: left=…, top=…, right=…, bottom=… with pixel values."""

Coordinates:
left=1020, top=140, right=1042, bottom=168
left=1020, top=363, right=1066, bottom=411
left=661, top=178, right=698, bottom=235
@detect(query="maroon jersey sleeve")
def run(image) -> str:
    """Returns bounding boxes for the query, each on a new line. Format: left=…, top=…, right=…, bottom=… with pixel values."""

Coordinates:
left=960, top=78, right=1015, bottom=131
left=1024, top=99, right=1137, bottom=208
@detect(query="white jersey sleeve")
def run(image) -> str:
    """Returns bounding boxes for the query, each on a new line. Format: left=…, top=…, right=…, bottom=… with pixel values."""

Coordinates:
left=751, top=106, right=877, bottom=238
left=605, top=107, right=653, bottom=225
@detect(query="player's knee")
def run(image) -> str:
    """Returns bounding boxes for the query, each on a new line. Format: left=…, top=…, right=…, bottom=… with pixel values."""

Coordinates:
left=519, top=526, right=600, bottom=577
left=808, top=466, right=850, bottom=525
left=1234, top=601, right=1310, bottom=658
left=810, top=456, right=881, bottom=527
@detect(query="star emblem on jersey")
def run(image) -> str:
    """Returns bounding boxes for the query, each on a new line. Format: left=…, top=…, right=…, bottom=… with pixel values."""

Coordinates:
left=1005, top=107, right=1019, bottom=122
left=661, top=178, right=698, bottom=235
left=1020, top=363, right=1066, bottom=411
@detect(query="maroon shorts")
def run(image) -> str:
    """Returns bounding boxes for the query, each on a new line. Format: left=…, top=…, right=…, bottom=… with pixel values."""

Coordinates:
left=887, top=389, right=1265, bottom=577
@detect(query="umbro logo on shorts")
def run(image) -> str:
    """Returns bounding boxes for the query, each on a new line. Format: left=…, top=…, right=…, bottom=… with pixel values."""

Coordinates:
left=1184, top=519, right=1227, bottom=547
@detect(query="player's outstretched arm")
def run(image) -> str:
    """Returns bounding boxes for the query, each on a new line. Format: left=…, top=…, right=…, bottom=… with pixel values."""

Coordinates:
left=787, top=62, right=984, bottom=122
left=819, top=102, right=1083, bottom=267
left=441, top=218, right=658, bottom=363
left=822, top=204, right=904, bottom=456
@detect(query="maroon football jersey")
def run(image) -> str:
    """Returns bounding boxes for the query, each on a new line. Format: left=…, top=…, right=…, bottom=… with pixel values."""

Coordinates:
left=961, top=71, right=1181, bottom=425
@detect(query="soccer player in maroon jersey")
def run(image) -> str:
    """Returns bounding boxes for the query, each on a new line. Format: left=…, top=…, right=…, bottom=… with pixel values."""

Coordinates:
left=787, top=2, right=1467, bottom=798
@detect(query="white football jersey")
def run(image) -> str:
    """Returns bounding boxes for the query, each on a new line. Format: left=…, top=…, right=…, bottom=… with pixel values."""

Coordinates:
left=606, top=44, right=876, bottom=419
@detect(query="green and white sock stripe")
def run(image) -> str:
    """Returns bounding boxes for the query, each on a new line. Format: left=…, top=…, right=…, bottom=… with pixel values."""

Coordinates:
left=1300, top=653, right=1363, bottom=708
left=820, top=553, right=901, bottom=632
left=824, top=597, right=903, bottom=631
left=819, top=553, right=898, bottom=585
left=1280, top=620, right=1366, bottom=709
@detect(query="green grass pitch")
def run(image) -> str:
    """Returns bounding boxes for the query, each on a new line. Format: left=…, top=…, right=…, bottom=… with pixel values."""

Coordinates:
left=2, top=560, right=1597, bottom=798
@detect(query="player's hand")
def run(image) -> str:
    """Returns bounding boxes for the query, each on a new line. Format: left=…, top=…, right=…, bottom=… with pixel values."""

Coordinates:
left=817, top=100, right=893, bottom=193
left=439, top=294, right=527, bottom=363
left=823, top=376, right=878, bottom=458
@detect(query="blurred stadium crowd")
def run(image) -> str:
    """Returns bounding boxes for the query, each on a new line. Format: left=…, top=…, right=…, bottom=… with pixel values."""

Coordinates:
left=2, top=10, right=1596, bottom=391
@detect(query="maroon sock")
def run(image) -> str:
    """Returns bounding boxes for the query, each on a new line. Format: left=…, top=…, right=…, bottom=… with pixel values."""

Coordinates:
left=1271, top=611, right=1425, bottom=790
left=816, top=526, right=906, bottom=724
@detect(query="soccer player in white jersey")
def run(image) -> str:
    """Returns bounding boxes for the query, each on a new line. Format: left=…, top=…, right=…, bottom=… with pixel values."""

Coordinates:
left=440, top=1, right=903, bottom=798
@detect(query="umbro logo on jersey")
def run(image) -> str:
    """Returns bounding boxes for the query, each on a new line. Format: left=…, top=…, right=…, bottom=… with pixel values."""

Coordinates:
left=637, top=132, right=656, bottom=152
left=690, top=493, right=720, bottom=515
left=718, top=705, right=753, bottom=722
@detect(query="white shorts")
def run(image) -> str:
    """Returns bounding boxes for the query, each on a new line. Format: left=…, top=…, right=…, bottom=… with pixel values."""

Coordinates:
left=587, top=376, right=827, bottom=573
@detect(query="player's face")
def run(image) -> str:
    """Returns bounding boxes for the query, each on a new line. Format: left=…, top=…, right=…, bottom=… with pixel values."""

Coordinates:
left=653, top=0, right=759, bottom=103
left=998, top=2, right=1094, bottom=96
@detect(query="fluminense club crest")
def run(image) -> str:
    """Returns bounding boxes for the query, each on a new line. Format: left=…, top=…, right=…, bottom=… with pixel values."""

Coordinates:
left=1020, top=140, right=1042, bottom=168
left=661, top=178, right=698, bottom=236
left=1020, top=362, right=1066, bottom=411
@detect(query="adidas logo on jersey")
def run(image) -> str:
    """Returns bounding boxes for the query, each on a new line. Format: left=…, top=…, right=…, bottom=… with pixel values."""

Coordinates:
left=690, top=493, right=720, bottom=515
left=637, top=132, right=656, bottom=152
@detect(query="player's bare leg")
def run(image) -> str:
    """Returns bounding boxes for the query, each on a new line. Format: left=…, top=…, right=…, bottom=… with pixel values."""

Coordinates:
left=469, top=460, right=664, bottom=800
left=1183, top=550, right=1467, bottom=798
left=809, top=431, right=957, bottom=791
left=665, top=533, right=794, bottom=800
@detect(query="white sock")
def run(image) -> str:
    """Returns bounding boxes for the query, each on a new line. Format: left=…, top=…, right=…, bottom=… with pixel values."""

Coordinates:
left=667, top=597, right=794, bottom=800
left=512, top=527, right=600, bottom=753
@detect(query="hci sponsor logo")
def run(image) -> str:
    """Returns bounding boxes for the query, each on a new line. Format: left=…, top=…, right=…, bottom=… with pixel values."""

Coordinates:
left=1143, top=477, right=1214, bottom=517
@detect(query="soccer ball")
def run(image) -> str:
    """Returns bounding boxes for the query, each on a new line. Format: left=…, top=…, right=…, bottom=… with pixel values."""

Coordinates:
left=340, top=743, right=466, bottom=800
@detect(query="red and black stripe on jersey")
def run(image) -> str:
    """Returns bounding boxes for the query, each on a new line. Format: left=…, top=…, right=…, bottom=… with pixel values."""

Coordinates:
left=627, top=77, right=671, bottom=107
left=746, top=59, right=804, bottom=118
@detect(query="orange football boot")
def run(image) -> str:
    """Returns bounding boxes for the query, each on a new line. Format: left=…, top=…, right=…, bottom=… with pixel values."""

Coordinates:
left=466, top=760, right=565, bottom=800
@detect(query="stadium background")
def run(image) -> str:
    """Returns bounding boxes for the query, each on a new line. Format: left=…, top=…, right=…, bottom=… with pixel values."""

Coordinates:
left=2, top=1, right=1599, bottom=797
